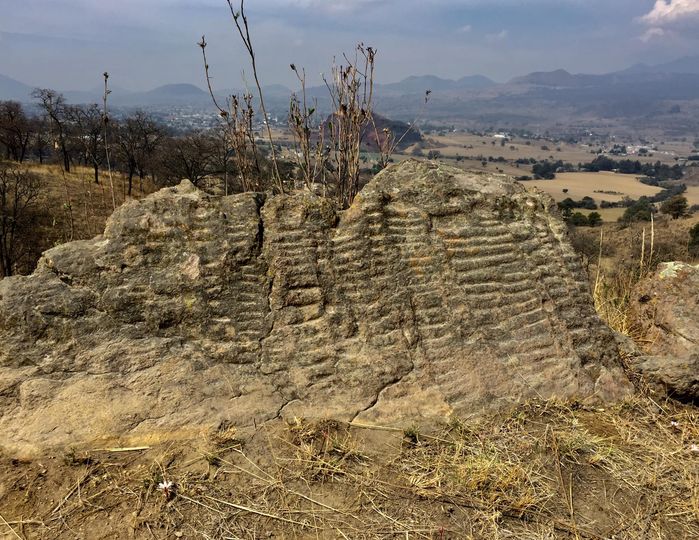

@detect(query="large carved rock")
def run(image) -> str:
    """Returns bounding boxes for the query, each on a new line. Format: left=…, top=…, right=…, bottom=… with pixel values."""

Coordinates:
left=0, top=161, right=632, bottom=453
left=628, top=262, right=699, bottom=401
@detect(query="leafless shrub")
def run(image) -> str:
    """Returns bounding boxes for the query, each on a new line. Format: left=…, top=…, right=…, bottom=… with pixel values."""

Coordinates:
left=0, top=164, right=43, bottom=277
left=224, top=93, right=263, bottom=192
left=225, top=0, right=283, bottom=193
left=288, top=65, right=326, bottom=193
left=322, top=44, right=376, bottom=208
left=202, top=2, right=387, bottom=207
left=199, top=35, right=266, bottom=193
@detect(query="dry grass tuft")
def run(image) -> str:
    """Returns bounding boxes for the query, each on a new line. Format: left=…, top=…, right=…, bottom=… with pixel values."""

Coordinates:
left=287, top=418, right=366, bottom=480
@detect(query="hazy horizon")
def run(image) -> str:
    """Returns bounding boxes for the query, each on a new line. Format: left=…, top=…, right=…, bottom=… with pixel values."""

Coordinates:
left=1, top=0, right=698, bottom=92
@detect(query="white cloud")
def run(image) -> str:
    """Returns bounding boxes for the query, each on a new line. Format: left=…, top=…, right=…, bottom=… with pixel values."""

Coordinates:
left=640, top=27, right=666, bottom=42
left=458, top=25, right=472, bottom=33
left=275, top=0, right=389, bottom=12
left=486, top=30, right=508, bottom=42
left=641, top=0, right=699, bottom=25
left=638, top=0, right=699, bottom=41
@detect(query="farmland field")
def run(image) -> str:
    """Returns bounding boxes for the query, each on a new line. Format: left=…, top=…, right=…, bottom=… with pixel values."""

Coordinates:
left=524, top=171, right=663, bottom=203
left=684, top=185, right=699, bottom=206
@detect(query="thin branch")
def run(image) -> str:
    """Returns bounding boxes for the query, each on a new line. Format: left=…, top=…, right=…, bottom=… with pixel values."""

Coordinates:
left=102, top=72, right=117, bottom=210
left=226, top=0, right=284, bottom=193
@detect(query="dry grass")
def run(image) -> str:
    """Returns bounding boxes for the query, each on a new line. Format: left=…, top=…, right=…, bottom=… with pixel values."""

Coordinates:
left=10, top=163, right=154, bottom=274
left=1, top=395, right=697, bottom=539
left=527, top=172, right=664, bottom=205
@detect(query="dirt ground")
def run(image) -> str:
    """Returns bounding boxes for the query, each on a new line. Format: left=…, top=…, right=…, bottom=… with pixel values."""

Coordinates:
left=1, top=394, right=697, bottom=540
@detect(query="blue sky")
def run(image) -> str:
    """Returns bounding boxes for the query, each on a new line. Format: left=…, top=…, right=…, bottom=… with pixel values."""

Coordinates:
left=1, top=0, right=698, bottom=91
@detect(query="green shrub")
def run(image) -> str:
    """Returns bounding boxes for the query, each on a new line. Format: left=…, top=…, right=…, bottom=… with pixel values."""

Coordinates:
left=587, top=212, right=602, bottom=227
left=570, top=212, right=589, bottom=226
left=660, top=195, right=688, bottom=219
left=620, top=198, right=653, bottom=223
left=689, top=223, right=699, bottom=257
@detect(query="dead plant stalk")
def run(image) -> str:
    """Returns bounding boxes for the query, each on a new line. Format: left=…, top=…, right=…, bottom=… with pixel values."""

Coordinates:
left=226, top=0, right=284, bottom=193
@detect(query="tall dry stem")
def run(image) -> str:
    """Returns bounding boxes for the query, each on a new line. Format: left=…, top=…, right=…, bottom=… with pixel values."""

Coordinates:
left=101, top=72, right=117, bottom=211
left=199, top=36, right=262, bottom=192
left=226, top=0, right=284, bottom=193
left=289, top=65, right=326, bottom=192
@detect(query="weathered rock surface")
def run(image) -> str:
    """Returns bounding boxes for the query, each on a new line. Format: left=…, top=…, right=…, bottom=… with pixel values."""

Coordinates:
left=629, top=262, right=699, bottom=401
left=0, top=160, right=633, bottom=453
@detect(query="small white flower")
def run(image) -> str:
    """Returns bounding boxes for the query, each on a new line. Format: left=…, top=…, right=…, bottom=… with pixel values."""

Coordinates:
left=670, top=421, right=680, bottom=428
left=158, top=480, right=174, bottom=491
left=690, top=444, right=699, bottom=453
left=158, top=480, right=177, bottom=500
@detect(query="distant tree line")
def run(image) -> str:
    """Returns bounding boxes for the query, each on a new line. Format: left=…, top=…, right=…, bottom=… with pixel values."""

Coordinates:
left=0, top=95, right=252, bottom=196
left=581, top=156, right=683, bottom=183
left=527, top=156, right=684, bottom=182
left=531, top=160, right=576, bottom=179
left=0, top=93, right=271, bottom=277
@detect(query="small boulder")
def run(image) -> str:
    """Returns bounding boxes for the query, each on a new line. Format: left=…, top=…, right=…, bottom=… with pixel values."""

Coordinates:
left=629, top=262, right=699, bottom=401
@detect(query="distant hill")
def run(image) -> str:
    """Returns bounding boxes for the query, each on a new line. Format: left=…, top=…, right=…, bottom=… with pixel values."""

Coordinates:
left=361, top=113, right=423, bottom=151
left=115, top=83, right=210, bottom=106
left=621, top=56, right=699, bottom=76
left=457, top=75, right=497, bottom=88
left=149, top=83, right=208, bottom=99
left=510, top=69, right=577, bottom=87
left=380, top=74, right=495, bottom=95
left=0, top=73, right=32, bottom=102
left=3, top=54, right=699, bottom=135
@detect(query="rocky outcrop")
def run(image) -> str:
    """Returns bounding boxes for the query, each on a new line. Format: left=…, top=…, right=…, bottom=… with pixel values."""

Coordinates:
left=629, top=262, right=699, bottom=401
left=0, top=160, right=633, bottom=453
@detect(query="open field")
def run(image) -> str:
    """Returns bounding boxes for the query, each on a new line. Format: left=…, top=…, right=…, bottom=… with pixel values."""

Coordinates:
left=685, top=185, right=699, bottom=206
left=523, top=171, right=666, bottom=221
left=417, top=132, right=695, bottom=167
left=580, top=206, right=626, bottom=221
left=525, top=171, right=663, bottom=204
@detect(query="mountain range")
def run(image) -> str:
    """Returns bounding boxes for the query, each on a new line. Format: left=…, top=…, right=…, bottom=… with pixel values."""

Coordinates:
left=3, top=56, right=699, bottom=135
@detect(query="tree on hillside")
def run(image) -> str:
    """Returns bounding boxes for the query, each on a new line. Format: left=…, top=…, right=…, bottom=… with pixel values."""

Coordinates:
left=116, top=118, right=140, bottom=196
left=67, top=104, right=105, bottom=184
left=660, top=195, right=688, bottom=220
left=116, top=111, right=163, bottom=196
left=31, top=115, right=51, bottom=164
left=0, top=101, right=33, bottom=163
left=689, top=223, right=699, bottom=258
left=132, top=111, right=164, bottom=191
left=32, top=89, right=73, bottom=172
left=157, top=133, right=217, bottom=187
left=619, top=198, right=654, bottom=223
left=0, top=164, right=42, bottom=277
left=587, top=212, right=602, bottom=227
